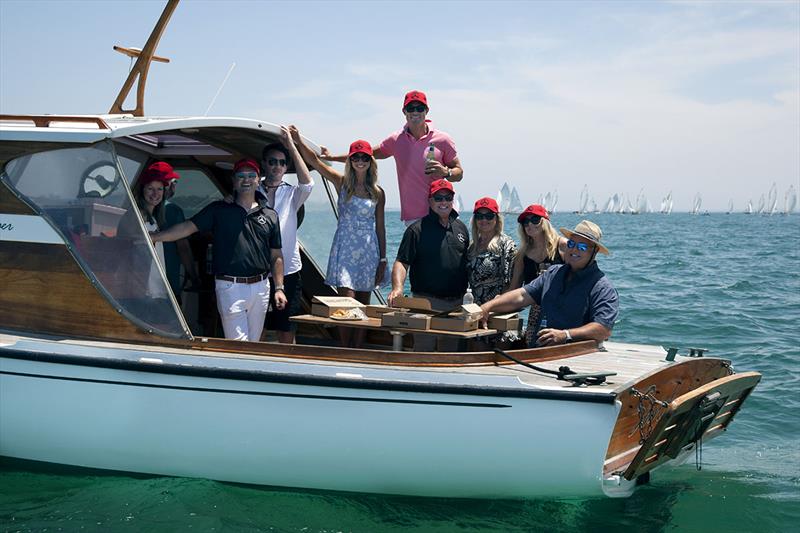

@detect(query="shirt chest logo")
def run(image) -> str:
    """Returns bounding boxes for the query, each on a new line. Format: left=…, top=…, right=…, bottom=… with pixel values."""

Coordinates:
left=457, top=233, right=466, bottom=243
left=256, top=214, right=268, bottom=225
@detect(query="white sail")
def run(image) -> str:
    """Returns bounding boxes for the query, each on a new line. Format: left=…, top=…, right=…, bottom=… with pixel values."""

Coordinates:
left=578, top=184, right=589, bottom=213
left=690, top=193, right=702, bottom=215
left=617, top=193, right=625, bottom=214
left=756, top=194, right=765, bottom=214
left=745, top=200, right=753, bottom=214
left=549, top=191, right=559, bottom=214
left=603, top=196, right=614, bottom=213
left=507, top=187, right=523, bottom=213
left=785, top=186, right=797, bottom=214
left=767, top=182, right=778, bottom=215
left=726, top=199, right=733, bottom=214
left=636, top=189, right=649, bottom=214
left=590, top=198, right=598, bottom=213
left=497, top=182, right=512, bottom=212
left=453, top=194, right=463, bottom=214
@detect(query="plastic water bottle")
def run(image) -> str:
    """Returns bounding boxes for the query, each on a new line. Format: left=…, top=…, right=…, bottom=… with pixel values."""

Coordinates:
left=539, top=314, right=547, bottom=330
left=462, top=287, right=474, bottom=305
left=426, top=142, right=436, bottom=163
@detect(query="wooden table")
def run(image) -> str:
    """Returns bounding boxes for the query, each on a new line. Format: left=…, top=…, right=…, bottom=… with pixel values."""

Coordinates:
left=291, top=314, right=498, bottom=351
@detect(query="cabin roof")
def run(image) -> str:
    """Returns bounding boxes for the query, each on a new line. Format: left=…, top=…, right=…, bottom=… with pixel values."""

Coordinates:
left=0, top=115, right=281, bottom=144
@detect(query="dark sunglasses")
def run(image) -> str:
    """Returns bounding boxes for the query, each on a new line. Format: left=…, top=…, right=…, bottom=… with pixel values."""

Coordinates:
left=405, top=104, right=427, bottom=113
left=473, top=212, right=496, bottom=221
left=350, top=154, right=371, bottom=162
left=521, top=216, right=542, bottom=226
left=266, top=158, right=287, bottom=167
left=432, top=194, right=454, bottom=202
left=234, top=171, right=258, bottom=180
left=567, top=239, right=591, bottom=252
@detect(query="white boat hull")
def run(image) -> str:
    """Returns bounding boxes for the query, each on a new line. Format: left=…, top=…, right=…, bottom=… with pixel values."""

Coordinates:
left=1, top=346, right=620, bottom=499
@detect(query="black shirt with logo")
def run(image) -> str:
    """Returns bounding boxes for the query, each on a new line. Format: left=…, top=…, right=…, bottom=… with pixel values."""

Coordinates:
left=191, top=199, right=281, bottom=277
left=395, top=210, right=469, bottom=298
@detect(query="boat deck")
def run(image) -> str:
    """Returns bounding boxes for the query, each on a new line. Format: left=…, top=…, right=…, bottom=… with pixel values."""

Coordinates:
left=1, top=332, right=695, bottom=397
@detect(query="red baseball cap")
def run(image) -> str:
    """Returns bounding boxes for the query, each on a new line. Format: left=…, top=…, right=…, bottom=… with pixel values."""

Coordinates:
left=473, top=197, right=499, bottom=214
left=233, top=158, right=261, bottom=175
left=403, top=90, right=428, bottom=109
left=429, top=178, right=454, bottom=197
left=348, top=140, right=373, bottom=157
left=517, top=204, right=549, bottom=223
left=139, top=161, right=179, bottom=185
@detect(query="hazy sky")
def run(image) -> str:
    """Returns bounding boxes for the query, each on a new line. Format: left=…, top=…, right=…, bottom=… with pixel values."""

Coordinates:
left=1, top=0, right=798, bottom=212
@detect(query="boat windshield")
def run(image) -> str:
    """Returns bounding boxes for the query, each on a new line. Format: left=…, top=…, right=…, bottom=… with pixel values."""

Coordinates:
left=2, top=140, right=189, bottom=338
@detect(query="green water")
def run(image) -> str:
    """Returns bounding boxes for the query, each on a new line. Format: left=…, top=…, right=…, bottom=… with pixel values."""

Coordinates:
left=2, top=212, right=799, bottom=532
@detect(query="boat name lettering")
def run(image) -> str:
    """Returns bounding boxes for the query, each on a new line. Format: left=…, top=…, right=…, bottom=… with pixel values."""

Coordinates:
left=0, top=222, right=15, bottom=231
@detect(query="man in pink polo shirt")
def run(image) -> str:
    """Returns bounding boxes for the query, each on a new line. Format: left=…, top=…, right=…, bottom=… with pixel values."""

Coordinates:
left=322, top=90, right=463, bottom=225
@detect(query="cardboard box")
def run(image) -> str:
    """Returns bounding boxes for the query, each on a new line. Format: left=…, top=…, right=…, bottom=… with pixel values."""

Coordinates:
left=488, top=313, right=521, bottom=332
left=392, top=296, right=434, bottom=312
left=364, top=305, right=395, bottom=318
left=430, top=315, right=480, bottom=332
left=381, top=311, right=431, bottom=330
left=311, top=296, right=365, bottom=318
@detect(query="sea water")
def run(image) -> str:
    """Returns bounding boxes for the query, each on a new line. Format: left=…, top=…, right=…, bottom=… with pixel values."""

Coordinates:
left=2, top=212, right=799, bottom=532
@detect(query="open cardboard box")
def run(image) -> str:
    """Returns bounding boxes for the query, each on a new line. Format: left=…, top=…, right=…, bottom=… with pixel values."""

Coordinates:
left=364, top=305, right=395, bottom=319
left=488, top=312, right=521, bottom=332
left=311, top=296, right=366, bottom=318
left=429, top=303, right=483, bottom=332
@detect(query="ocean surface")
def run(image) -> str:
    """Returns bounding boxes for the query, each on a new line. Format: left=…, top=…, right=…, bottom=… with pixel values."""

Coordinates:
left=2, top=211, right=799, bottom=533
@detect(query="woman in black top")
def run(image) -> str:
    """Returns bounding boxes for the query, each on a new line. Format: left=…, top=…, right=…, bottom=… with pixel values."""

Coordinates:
left=508, top=204, right=567, bottom=346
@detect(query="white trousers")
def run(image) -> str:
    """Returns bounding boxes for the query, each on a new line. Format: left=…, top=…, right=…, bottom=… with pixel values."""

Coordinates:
left=215, top=279, right=270, bottom=341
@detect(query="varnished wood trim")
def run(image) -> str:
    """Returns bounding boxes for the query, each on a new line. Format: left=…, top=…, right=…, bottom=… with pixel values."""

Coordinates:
left=0, top=182, right=35, bottom=214
left=0, top=115, right=109, bottom=129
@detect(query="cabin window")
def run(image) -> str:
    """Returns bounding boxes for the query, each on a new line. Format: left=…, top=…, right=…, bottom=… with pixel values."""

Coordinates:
left=1, top=141, right=188, bottom=338
left=169, top=168, right=223, bottom=218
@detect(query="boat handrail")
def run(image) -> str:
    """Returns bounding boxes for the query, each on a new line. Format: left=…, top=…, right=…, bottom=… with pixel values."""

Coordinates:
left=0, top=114, right=110, bottom=130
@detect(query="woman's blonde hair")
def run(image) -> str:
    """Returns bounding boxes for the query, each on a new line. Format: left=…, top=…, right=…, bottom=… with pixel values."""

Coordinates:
left=516, top=217, right=559, bottom=263
left=342, top=156, right=380, bottom=201
left=468, top=211, right=505, bottom=257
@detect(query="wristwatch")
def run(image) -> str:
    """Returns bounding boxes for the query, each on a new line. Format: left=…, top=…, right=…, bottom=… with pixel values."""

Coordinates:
left=446, top=167, right=452, bottom=179
left=379, top=257, right=387, bottom=263
left=275, top=285, right=285, bottom=292
left=564, top=329, right=572, bottom=342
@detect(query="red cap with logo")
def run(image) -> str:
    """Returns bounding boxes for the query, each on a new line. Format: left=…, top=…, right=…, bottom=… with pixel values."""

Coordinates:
left=403, top=90, right=428, bottom=108
left=233, top=158, right=261, bottom=175
left=348, top=140, right=373, bottom=157
left=139, top=161, right=179, bottom=185
left=517, top=204, right=549, bottom=223
left=473, top=197, right=499, bottom=214
left=429, top=178, right=454, bottom=197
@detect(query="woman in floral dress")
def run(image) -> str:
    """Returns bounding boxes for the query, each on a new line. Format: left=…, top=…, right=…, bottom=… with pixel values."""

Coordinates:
left=292, top=128, right=389, bottom=346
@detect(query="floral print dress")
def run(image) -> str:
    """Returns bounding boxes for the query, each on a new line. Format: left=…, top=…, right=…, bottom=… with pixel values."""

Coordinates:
left=325, top=189, right=390, bottom=292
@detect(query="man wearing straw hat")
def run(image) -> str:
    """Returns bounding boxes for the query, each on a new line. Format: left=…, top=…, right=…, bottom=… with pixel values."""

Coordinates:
left=479, top=220, right=618, bottom=346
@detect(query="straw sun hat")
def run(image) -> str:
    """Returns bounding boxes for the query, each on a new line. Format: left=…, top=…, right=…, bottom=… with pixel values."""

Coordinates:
left=559, top=220, right=610, bottom=255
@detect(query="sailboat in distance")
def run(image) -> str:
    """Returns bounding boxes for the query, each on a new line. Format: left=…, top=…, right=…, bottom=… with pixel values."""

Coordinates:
left=726, top=199, right=733, bottom=214
left=690, top=193, right=702, bottom=215
left=577, top=184, right=589, bottom=214
left=767, top=182, right=778, bottom=215
left=497, top=182, right=511, bottom=212
left=745, top=200, right=753, bottom=214
left=507, top=187, right=523, bottom=213
left=785, top=185, right=797, bottom=215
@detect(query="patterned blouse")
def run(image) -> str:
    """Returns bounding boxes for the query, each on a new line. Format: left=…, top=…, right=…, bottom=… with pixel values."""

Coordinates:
left=466, top=233, right=517, bottom=305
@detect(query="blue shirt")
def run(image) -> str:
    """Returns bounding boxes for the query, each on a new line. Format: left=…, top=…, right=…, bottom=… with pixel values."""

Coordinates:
left=523, top=261, right=618, bottom=330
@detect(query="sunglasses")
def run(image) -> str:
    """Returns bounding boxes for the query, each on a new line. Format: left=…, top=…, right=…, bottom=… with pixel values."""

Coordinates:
left=522, top=216, right=542, bottom=226
left=473, top=212, right=496, bottom=221
left=234, top=171, right=258, bottom=180
left=432, top=194, right=454, bottom=202
left=405, top=104, right=427, bottom=113
left=266, top=158, right=287, bottom=167
left=350, top=154, right=371, bottom=162
left=566, top=239, right=591, bottom=252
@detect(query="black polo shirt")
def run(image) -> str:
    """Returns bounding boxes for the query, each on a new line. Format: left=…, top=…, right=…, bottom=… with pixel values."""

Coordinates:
left=191, top=199, right=281, bottom=277
left=395, top=210, right=469, bottom=298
